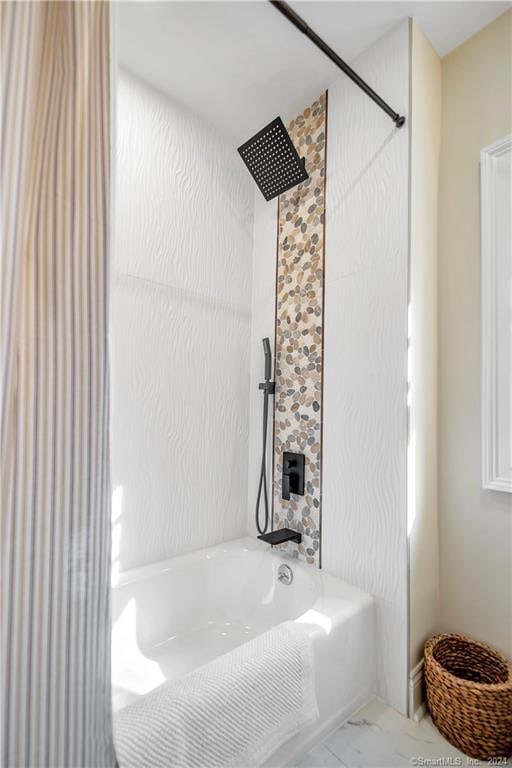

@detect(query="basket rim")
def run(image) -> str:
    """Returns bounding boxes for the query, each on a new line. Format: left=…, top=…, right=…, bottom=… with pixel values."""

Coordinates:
left=424, top=633, right=512, bottom=692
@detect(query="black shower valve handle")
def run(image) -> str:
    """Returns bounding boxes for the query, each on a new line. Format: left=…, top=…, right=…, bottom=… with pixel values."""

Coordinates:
left=282, top=473, right=291, bottom=501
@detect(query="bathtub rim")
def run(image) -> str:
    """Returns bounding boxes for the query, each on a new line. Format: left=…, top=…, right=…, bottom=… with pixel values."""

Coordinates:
left=112, top=535, right=374, bottom=610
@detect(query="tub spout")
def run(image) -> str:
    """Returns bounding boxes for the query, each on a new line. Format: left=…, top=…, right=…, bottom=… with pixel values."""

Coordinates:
left=257, top=528, right=302, bottom=546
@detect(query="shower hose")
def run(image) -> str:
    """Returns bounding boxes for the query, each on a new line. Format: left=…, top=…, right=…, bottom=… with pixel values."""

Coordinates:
left=255, top=387, right=270, bottom=535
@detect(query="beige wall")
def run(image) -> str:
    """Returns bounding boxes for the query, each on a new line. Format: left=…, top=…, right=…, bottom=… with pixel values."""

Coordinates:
left=438, top=10, right=512, bottom=658
left=408, top=21, right=442, bottom=697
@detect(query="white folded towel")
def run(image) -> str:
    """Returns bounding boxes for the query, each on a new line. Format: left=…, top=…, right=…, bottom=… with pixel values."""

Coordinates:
left=114, top=620, right=318, bottom=768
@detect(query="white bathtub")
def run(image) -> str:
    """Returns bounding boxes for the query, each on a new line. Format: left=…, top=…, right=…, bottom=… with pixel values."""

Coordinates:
left=112, top=537, right=376, bottom=766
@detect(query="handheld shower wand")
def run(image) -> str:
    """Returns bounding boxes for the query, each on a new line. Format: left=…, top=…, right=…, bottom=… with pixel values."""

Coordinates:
left=263, top=337, right=272, bottom=382
left=256, top=338, right=275, bottom=535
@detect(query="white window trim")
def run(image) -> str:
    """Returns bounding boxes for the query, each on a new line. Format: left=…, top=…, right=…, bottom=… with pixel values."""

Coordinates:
left=481, top=133, right=512, bottom=493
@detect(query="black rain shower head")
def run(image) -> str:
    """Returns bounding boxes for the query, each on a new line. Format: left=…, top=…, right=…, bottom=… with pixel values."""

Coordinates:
left=237, top=117, right=308, bottom=202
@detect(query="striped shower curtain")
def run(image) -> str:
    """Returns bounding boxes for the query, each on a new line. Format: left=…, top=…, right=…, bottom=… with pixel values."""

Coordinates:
left=1, top=3, right=117, bottom=766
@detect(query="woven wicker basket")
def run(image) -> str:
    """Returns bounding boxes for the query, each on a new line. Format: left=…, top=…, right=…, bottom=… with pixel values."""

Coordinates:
left=424, top=634, right=512, bottom=760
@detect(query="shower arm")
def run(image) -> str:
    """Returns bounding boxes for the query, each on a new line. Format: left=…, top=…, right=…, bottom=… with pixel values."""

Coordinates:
left=269, top=0, right=406, bottom=128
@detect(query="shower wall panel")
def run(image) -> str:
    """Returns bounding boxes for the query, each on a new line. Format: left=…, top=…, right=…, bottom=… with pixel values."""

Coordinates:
left=112, top=71, right=253, bottom=572
left=322, top=21, right=410, bottom=713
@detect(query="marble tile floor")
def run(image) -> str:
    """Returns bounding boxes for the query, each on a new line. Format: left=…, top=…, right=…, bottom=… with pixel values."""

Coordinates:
left=295, top=697, right=486, bottom=768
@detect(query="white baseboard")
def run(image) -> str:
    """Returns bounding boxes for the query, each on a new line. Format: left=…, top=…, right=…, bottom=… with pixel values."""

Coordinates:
left=409, top=660, right=426, bottom=721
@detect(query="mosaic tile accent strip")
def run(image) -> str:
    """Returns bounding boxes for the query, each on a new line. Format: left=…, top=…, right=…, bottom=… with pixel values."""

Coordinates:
left=273, top=92, right=327, bottom=566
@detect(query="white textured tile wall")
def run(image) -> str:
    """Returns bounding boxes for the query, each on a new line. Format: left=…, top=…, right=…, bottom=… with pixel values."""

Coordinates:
left=322, top=21, right=410, bottom=713
left=247, top=192, right=279, bottom=537
left=112, top=70, right=254, bottom=572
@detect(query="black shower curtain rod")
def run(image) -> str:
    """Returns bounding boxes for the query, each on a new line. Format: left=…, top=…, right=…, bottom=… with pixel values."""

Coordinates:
left=269, top=0, right=406, bottom=128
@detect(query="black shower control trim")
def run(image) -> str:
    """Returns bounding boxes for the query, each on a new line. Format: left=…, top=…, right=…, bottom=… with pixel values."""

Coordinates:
left=282, top=451, right=305, bottom=501
left=258, top=528, right=302, bottom=546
